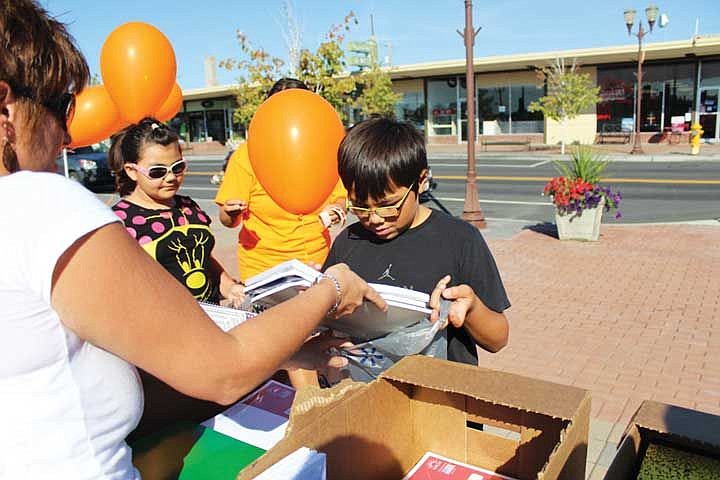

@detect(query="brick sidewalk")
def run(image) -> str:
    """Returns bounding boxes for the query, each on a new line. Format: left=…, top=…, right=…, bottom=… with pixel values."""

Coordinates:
left=479, top=224, right=720, bottom=478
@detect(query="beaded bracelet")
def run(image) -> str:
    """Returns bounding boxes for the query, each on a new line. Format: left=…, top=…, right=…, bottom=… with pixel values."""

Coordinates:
left=313, top=272, right=342, bottom=316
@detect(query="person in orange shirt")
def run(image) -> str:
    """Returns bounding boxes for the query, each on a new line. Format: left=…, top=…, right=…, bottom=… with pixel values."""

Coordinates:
left=215, top=78, right=347, bottom=282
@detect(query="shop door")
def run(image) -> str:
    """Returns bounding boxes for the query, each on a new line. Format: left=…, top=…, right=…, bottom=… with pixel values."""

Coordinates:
left=699, top=88, right=719, bottom=141
left=205, top=110, right=227, bottom=144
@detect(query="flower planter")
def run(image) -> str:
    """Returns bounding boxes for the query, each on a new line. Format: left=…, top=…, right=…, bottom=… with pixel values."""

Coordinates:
left=555, top=200, right=604, bottom=241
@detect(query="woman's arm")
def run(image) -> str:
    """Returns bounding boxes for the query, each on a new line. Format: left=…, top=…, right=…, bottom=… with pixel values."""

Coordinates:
left=51, top=223, right=383, bottom=405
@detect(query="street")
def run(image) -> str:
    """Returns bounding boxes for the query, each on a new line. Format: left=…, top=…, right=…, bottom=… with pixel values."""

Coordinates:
left=180, top=155, right=720, bottom=224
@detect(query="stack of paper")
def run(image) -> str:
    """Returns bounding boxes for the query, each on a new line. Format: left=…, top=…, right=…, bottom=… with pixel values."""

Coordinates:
left=329, top=282, right=432, bottom=340
left=245, top=259, right=319, bottom=310
left=243, top=259, right=433, bottom=339
left=254, top=447, right=326, bottom=480
left=200, top=302, right=256, bottom=332
left=201, top=380, right=295, bottom=450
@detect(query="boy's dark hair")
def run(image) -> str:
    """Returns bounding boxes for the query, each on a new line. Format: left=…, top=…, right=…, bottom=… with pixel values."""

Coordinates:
left=108, top=117, right=180, bottom=196
left=266, top=78, right=308, bottom=99
left=338, top=117, right=427, bottom=202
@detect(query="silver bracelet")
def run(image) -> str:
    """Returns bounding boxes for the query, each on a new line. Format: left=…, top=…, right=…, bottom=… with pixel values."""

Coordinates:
left=313, top=272, right=342, bottom=316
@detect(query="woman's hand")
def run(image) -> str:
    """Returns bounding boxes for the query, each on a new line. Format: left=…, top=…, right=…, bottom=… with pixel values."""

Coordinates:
left=219, top=283, right=246, bottom=309
left=282, top=332, right=353, bottom=372
left=324, top=263, right=387, bottom=319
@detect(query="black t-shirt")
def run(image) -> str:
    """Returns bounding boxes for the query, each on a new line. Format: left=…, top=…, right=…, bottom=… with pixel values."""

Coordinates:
left=324, top=210, right=510, bottom=365
left=112, top=195, right=221, bottom=303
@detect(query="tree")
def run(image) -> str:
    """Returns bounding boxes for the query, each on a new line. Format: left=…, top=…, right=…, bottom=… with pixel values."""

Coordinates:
left=219, top=31, right=285, bottom=131
left=529, top=58, right=601, bottom=155
left=277, top=0, right=302, bottom=77
left=296, top=12, right=358, bottom=120
left=353, top=64, right=400, bottom=118
left=221, top=11, right=358, bottom=131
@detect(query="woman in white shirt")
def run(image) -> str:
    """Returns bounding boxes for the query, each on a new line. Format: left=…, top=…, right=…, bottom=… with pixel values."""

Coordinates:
left=0, top=2, right=385, bottom=478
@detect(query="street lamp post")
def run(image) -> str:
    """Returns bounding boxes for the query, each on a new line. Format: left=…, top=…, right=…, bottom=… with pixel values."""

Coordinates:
left=458, top=0, right=486, bottom=228
left=624, top=4, right=659, bottom=155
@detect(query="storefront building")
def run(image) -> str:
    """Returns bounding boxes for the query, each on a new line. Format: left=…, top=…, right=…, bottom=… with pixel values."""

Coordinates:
left=177, top=35, right=720, bottom=146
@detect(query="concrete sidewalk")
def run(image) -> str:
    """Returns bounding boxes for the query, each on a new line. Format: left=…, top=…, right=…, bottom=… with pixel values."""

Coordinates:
left=199, top=202, right=720, bottom=479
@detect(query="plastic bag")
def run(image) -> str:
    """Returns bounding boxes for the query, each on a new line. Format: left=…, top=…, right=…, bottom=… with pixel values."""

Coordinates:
left=339, top=299, right=451, bottom=381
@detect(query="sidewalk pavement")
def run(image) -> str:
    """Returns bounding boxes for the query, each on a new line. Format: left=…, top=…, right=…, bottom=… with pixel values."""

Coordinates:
left=198, top=201, right=720, bottom=480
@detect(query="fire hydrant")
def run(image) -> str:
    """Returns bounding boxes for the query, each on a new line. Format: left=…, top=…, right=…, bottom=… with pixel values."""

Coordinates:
left=690, top=121, right=703, bottom=155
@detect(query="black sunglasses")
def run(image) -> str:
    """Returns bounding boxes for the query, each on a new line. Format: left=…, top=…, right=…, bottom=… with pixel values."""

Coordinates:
left=12, top=85, right=76, bottom=132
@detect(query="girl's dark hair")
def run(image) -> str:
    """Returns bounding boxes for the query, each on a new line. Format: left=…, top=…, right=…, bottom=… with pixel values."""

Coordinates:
left=338, top=118, right=427, bottom=202
left=266, top=77, right=308, bottom=99
left=108, top=117, right=180, bottom=196
left=1, top=0, right=89, bottom=133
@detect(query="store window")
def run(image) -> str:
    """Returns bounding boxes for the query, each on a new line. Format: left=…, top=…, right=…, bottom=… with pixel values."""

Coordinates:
left=477, top=84, right=543, bottom=135
left=510, top=84, right=544, bottom=133
left=598, top=63, right=696, bottom=133
left=395, top=90, right=426, bottom=131
left=427, top=78, right=458, bottom=136
left=663, top=71, right=694, bottom=130
left=477, top=86, right=509, bottom=134
left=639, top=81, right=664, bottom=132
left=700, top=60, right=720, bottom=88
left=597, top=67, right=635, bottom=133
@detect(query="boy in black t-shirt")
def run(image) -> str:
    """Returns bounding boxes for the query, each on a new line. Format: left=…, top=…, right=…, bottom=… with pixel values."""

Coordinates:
left=323, top=118, right=510, bottom=376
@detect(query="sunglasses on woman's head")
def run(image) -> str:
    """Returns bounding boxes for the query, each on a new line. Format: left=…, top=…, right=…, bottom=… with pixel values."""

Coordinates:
left=132, top=159, right=188, bottom=180
left=12, top=85, right=76, bottom=132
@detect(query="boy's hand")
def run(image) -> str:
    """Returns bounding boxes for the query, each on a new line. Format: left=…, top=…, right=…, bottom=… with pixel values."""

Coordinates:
left=221, top=199, right=247, bottom=216
left=219, top=283, right=246, bottom=309
left=429, top=275, right=478, bottom=329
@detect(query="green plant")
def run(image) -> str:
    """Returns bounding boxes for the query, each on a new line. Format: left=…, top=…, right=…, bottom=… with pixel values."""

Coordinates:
left=529, top=58, right=601, bottom=155
left=543, top=146, right=621, bottom=219
left=552, top=146, right=609, bottom=184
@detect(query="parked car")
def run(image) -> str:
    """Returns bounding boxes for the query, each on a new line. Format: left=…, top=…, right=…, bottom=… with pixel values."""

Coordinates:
left=56, top=144, right=116, bottom=193
left=211, top=149, right=439, bottom=202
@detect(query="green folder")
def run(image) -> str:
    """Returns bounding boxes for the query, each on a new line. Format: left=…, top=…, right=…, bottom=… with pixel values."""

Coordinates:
left=179, top=426, right=266, bottom=480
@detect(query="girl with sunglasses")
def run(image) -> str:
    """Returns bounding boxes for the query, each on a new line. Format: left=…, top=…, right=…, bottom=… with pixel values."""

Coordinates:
left=109, top=117, right=244, bottom=308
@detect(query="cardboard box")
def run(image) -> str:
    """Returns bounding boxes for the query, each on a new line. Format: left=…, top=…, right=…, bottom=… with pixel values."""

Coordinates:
left=238, top=356, right=590, bottom=479
left=604, top=400, right=720, bottom=479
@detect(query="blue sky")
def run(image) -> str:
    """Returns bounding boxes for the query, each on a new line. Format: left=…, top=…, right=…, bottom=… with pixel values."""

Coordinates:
left=44, top=0, right=720, bottom=90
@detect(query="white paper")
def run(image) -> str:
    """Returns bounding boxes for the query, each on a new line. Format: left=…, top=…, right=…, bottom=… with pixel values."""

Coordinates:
left=202, top=404, right=288, bottom=450
left=254, top=447, right=326, bottom=480
left=199, top=302, right=256, bottom=332
left=201, top=379, right=295, bottom=450
left=245, top=259, right=319, bottom=290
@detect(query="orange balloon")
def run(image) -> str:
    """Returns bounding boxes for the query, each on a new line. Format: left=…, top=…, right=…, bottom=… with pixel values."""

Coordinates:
left=100, top=22, right=176, bottom=123
left=248, top=89, right=344, bottom=215
left=156, top=83, right=183, bottom=122
left=68, top=85, right=125, bottom=148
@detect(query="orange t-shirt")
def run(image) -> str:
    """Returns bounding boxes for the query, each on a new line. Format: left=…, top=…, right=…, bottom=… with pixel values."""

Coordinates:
left=215, top=143, right=346, bottom=281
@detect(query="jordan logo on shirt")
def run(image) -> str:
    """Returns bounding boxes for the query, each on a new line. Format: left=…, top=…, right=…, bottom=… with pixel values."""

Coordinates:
left=378, top=264, right=395, bottom=281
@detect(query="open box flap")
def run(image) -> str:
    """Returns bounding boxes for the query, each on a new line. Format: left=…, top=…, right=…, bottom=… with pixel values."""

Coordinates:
left=381, top=356, right=590, bottom=421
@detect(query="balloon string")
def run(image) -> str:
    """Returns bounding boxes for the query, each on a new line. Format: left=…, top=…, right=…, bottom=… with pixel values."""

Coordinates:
left=299, top=214, right=310, bottom=262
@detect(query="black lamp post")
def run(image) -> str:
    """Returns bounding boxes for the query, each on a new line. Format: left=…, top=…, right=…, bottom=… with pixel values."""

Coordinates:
left=624, top=4, right=659, bottom=155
